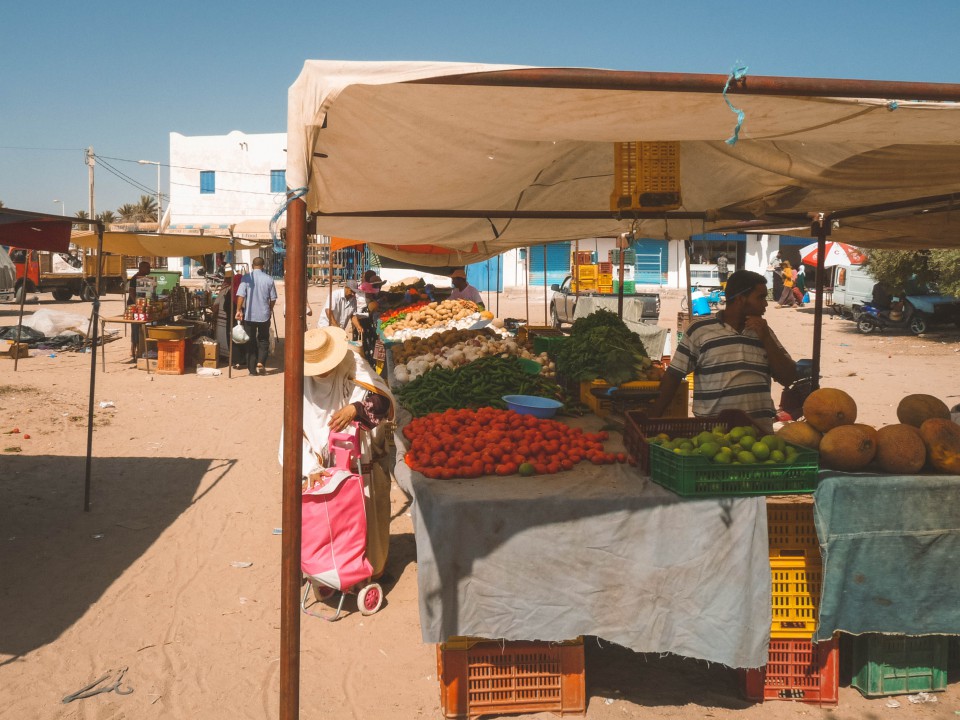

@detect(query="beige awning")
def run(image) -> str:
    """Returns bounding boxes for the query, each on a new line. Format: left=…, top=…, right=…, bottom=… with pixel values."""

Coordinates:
left=72, top=230, right=234, bottom=257
left=286, top=61, right=960, bottom=250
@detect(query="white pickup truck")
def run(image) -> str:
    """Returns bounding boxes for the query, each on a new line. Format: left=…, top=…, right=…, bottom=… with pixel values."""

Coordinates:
left=549, top=276, right=661, bottom=328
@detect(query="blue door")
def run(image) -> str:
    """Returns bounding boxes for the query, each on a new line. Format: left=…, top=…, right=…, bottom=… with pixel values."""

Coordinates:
left=466, top=256, right=503, bottom=292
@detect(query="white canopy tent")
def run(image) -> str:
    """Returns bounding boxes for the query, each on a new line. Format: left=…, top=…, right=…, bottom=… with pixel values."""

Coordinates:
left=276, top=61, right=960, bottom=720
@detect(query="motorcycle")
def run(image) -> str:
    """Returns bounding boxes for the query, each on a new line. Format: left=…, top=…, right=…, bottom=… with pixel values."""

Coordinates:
left=776, top=359, right=814, bottom=423
left=856, top=300, right=927, bottom=335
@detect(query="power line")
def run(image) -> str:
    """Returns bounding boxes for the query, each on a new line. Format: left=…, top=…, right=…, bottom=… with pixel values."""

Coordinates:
left=97, top=156, right=167, bottom=200
left=96, top=153, right=278, bottom=177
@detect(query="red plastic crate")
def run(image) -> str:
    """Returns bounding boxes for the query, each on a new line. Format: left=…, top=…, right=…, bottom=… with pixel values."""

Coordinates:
left=741, top=636, right=839, bottom=705
left=437, top=638, right=586, bottom=718
left=156, top=339, right=186, bottom=375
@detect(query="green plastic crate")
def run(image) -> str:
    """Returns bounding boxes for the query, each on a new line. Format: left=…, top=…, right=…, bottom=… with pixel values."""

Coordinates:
left=851, top=634, right=949, bottom=697
left=648, top=443, right=819, bottom=497
left=612, top=280, right=636, bottom=294
left=532, top=334, right=568, bottom=358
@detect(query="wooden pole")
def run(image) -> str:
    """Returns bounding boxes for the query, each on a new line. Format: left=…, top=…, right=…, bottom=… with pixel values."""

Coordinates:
left=84, top=225, right=104, bottom=512
left=13, top=251, right=30, bottom=371
left=542, top=244, right=548, bottom=326
left=524, top=247, right=529, bottom=323
left=617, top=244, right=626, bottom=319
left=810, top=219, right=830, bottom=392
left=280, top=196, right=307, bottom=720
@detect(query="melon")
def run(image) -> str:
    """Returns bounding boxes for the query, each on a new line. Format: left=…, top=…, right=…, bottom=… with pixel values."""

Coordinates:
left=851, top=423, right=879, bottom=447
left=819, top=424, right=876, bottom=471
left=897, top=394, right=951, bottom=428
left=479, top=310, right=495, bottom=320
left=776, top=421, right=822, bottom=450
left=803, top=388, right=857, bottom=432
left=875, top=424, right=927, bottom=474
left=918, top=418, right=960, bottom=474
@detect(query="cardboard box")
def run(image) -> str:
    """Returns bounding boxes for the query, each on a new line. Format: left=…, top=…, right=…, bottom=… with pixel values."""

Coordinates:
left=136, top=357, right=158, bottom=372
left=0, top=341, right=29, bottom=359
left=200, top=358, right=218, bottom=369
left=200, top=341, right=218, bottom=360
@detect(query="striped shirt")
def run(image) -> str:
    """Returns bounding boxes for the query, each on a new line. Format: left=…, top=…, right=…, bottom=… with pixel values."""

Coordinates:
left=667, top=315, right=791, bottom=423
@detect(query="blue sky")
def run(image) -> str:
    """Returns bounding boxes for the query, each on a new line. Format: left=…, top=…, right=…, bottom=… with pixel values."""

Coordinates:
left=2, top=0, right=958, bottom=217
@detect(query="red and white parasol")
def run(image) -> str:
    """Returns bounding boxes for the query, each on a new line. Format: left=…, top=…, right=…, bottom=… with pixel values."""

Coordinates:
left=799, top=241, right=866, bottom=268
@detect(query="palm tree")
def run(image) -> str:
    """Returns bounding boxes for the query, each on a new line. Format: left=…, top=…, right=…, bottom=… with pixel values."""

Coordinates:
left=73, top=209, right=92, bottom=231
left=97, top=210, right=118, bottom=225
left=117, top=203, right=139, bottom=222
left=136, top=194, right=158, bottom=223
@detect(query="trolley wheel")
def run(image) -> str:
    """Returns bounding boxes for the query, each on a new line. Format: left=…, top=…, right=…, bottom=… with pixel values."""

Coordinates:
left=357, top=583, right=383, bottom=616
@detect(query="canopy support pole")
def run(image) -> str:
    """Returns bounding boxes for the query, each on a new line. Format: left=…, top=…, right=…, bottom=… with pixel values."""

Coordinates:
left=13, top=251, right=31, bottom=372
left=84, top=224, right=105, bottom=512
left=228, top=234, right=235, bottom=379
left=684, top=239, right=693, bottom=321
left=280, top=196, right=306, bottom=720
left=496, top=253, right=500, bottom=317
left=617, top=239, right=626, bottom=320
left=542, top=245, right=547, bottom=326
left=524, top=247, right=529, bottom=323
left=810, top=218, right=830, bottom=392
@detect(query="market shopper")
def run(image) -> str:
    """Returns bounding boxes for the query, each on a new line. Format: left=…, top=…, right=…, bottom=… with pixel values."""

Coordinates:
left=235, top=257, right=277, bottom=376
left=282, top=326, right=395, bottom=578
left=650, top=269, right=797, bottom=434
left=449, top=269, right=484, bottom=306
left=318, top=280, right=364, bottom=338
left=127, top=261, right=152, bottom=362
left=777, top=261, right=797, bottom=308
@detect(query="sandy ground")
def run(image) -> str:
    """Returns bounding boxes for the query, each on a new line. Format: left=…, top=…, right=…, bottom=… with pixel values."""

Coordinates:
left=1, top=281, right=958, bottom=720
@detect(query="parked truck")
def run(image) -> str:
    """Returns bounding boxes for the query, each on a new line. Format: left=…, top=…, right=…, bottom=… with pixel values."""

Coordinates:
left=549, top=276, right=661, bottom=328
left=8, top=249, right=128, bottom=302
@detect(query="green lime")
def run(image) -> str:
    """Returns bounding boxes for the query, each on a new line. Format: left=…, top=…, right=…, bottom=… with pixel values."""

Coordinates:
left=713, top=452, right=732, bottom=464
left=742, top=425, right=758, bottom=438
left=751, top=442, right=771, bottom=460
left=679, top=441, right=694, bottom=451
left=519, top=463, right=536, bottom=476
left=737, top=450, right=757, bottom=464
left=770, top=449, right=786, bottom=463
left=739, top=435, right=756, bottom=450
left=729, top=427, right=747, bottom=441
left=698, top=441, right=720, bottom=459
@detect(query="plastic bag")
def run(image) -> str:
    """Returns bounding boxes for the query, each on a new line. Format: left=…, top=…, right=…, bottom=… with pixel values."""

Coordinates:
left=802, top=292, right=810, bottom=303
left=231, top=320, right=249, bottom=344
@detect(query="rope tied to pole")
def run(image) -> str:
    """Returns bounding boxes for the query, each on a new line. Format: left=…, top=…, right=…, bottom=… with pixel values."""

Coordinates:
left=270, top=187, right=309, bottom=254
left=722, top=64, right=749, bottom=145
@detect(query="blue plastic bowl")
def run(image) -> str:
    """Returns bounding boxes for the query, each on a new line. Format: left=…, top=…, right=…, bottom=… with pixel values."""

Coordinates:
left=502, top=394, right=563, bottom=418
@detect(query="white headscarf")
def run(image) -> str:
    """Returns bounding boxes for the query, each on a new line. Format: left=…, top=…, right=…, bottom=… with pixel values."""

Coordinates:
left=279, top=349, right=393, bottom=477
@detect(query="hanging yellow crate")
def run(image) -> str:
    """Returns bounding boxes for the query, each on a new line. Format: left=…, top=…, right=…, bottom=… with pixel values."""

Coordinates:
left=610, top=141, right=682, bottom=212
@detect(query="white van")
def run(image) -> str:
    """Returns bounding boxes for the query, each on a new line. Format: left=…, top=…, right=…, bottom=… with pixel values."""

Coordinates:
left=829, top=264, right=874, bottom=318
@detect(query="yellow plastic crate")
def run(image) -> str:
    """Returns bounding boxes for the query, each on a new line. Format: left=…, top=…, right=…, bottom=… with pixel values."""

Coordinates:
left=579, top=379, right=688, bottom=419
left=597, top=284, right=613, bottom=295
left=771, top=557, right=822, bottom=639
left=571, top=280, right=596, bottom=293
left=574, top=264, right=598, bottom=280
left=767, top=498, right=821, bottom=561
left=598, top=272, right=613, bottom=286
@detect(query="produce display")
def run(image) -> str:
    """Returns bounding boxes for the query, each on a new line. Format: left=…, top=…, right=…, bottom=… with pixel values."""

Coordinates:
left=397, top=356, right=563, bottom=417
left=391, top=329, right=555, bottom=385
left=777, top=388, right=960, bottom=475
left=648, top=425, right=802, bottom=465
left=402, top=407, right=627, bottom=478
left=555, top=309, right=661, bottom=385
left=381, top=299, right=488, bottom=341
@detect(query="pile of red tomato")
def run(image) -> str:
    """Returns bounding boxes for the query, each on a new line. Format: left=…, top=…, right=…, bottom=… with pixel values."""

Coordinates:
left=403, top=407, right=629, bottom=479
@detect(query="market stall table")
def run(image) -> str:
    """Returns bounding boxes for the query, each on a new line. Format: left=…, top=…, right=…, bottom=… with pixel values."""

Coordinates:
left=813, top=471, right=960, bottom=641
left=394, top=413, right=773, bottom=669
left=99, top=315, right=151, bottom=372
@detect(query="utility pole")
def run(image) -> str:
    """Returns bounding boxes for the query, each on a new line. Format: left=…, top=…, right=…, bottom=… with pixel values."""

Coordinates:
left=85, top=147, right=96, bottom=225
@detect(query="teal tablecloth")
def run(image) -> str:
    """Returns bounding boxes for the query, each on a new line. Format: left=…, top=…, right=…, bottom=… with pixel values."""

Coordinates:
left=813, top=472, right=960, bottom=641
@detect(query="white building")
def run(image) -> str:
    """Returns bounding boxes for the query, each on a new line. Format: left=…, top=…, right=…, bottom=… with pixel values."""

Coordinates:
left=166, top=130, right=288, bottom=276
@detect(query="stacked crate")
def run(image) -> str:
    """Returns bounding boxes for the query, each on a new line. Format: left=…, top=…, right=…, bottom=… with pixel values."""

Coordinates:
left=850, top=634, right=949, bottom=697
left=743, top=498, right=839, bottom=704
left=571, top=264, right=598, bottom=293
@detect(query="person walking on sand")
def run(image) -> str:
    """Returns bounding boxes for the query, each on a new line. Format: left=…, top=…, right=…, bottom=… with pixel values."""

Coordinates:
left=777, top=261, right=797, bottom=308
left=235, top=257, right=277, bottom=376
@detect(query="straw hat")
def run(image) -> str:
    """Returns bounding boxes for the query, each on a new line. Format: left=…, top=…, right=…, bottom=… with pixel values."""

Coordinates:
left=303, top=326, right=349, bottom=376
left=451, top=269, right=467, bottom=280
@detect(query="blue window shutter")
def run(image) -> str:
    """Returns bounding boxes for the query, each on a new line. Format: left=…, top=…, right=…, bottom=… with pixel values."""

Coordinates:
left=270, top=170, right=286, bottom=193
left=200, top=171, right=215, bottom=194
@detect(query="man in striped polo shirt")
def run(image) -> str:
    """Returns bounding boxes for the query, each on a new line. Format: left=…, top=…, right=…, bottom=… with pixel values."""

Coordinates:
left=651, top=270, right=797, bottom=433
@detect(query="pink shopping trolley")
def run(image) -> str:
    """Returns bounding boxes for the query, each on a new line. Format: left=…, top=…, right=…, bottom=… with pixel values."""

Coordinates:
left=300, top=423, right=384, bottom=621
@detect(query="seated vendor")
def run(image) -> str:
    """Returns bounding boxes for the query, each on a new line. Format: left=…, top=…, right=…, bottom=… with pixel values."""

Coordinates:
left=449, top=269, right=484, bottom=307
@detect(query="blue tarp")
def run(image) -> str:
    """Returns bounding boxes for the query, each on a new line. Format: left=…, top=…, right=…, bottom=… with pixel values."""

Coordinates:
left=814, top=472, right=960, bottom=641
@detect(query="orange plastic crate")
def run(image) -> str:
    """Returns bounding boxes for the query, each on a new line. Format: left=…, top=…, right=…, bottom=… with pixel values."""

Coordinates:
left=580, top=379, right=688, bottom=420
left=742, top=636, right=839, bottom=704
left=156, top=339, right=186, bottom=375
left=437, top=638, right=585, bottom=719
left=767, top=499, right=821, bottom=561
left=771, top=558, right=822, bottom=638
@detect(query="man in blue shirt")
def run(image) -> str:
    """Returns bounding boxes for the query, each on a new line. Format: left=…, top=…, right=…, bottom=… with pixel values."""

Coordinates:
left=235, top=257, right=278, bottom=376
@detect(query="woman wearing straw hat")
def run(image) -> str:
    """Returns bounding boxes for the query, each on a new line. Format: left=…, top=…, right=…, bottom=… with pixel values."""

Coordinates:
left=281, top=326, right=396, bottom=578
